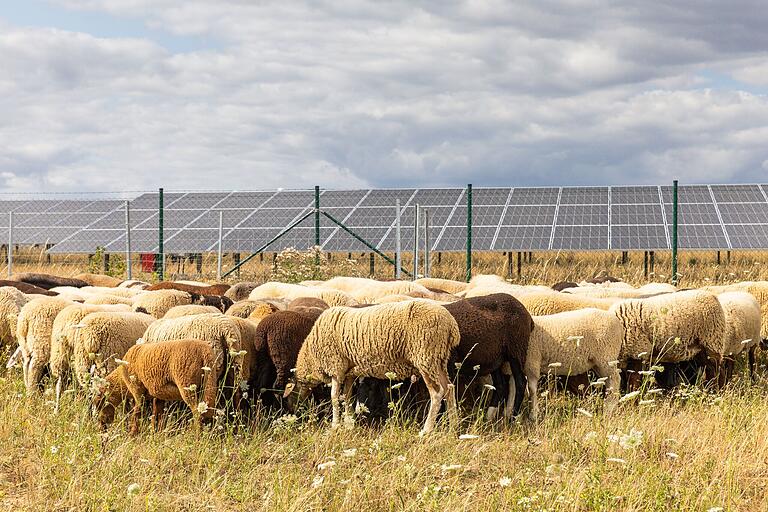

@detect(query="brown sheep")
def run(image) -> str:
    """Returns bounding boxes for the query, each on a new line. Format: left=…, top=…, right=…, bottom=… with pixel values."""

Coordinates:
left=0, top=280, right=57, bottom=296
left=146, top=281, right=231, bottom=296
left=12, top=273, right=89, bottom=290
left=551, top=281, right=578, bottom=292
left=96, top=339, right=220, bottom=434
left=226, top=300, right=280, bottom=319
left=74, top=273, right=123, bottom=287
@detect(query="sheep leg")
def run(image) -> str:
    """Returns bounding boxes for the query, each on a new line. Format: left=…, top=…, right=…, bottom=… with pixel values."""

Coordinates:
left=504, top=359, right=526, bottom=420
left=341, top=375, right=355, bottom=426
left=54, top=375, right=66, bottom=414
left=419, top=372, right=444, bottom=436
left=330, top=376, right=342, bottom=429
left=436, top=370, right=458, bottom=432
left=26, top=356, right=46, bottom=395
left=748, top=347, right=757, bottom=383
left=526, top=373, right=539, bottom=423
left=152, top=399, right=166, bottom=431
left=593, top=362, right=620, bottom=415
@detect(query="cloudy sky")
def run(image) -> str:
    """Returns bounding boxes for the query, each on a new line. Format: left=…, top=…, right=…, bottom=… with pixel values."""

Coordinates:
left=1, top=1, right=767, bottom=193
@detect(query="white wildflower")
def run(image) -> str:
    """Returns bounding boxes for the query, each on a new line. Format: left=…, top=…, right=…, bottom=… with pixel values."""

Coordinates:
left=639, top=399, right=655, bottom=406
left=576, top=408, right=593, bottom=418
left=637, top=352, right=648, bottom=358
left=396, top=455, right=406, bottom=462
left=498, top=476, right=512, bottom=487
left=355, top=402, right=370, bottom=415
left=50, top=445, right=59, bottom=455
left=707, top=508, right=724, bottom=512
left=384, top=371, right=398, bottom=380
left=317, top=460, right=336, bottom=470
left=548, top=362, right=562, bottom=368
left=114, top=358, right=129, bottom=366
left=583, top=431, right=597, bottom=442
left=483, top=383, right=496, bottom=391
left=126, top=483, right=141, bottom=497
left=311, top=475, right=324, bottom=488
left=184, top=384, right=198, bottom=392
left=390, top=382, right=403, bottom=390
left=606, top=458, right=626, bottom=464
left=196, top=402, right=209, bottom=415
left=638, top=370, right=655, bottom=376
left=342, top=448, right=357, bottom=458
left=619, top=390, right=641, bottom=403
left=440, top=464, right=463, bottom=472
left=454, top=362, right=462, bottom=370
left=666, top=452, right=679, bottom=459
left=201, top=366, right=212, bottom=373
left=741, top=339, right=753, bottom=345
left=239, top=381, right=250, bottom=392
left=619, top=429, right=643, bottom=450
left=647, top=388, right=664, bottom=395
left=472, top=364, right=481, bottom=371
left=458, top=434, right=480, bottom=440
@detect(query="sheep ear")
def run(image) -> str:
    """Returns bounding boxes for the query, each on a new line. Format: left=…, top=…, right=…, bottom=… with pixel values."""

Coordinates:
left=283, top=382, right=295, bottom=398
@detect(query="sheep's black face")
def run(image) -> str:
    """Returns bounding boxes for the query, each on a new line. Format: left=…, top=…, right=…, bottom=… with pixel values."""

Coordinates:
left=760, top=338, right=768, bottom=351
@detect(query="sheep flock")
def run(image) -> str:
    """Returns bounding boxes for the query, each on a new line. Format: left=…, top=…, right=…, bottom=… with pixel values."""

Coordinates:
left=2, top=270, right=767, bottom=437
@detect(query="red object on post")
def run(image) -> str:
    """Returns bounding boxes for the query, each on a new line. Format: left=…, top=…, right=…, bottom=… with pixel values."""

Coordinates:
left=140, top=253, right=155, bottom=273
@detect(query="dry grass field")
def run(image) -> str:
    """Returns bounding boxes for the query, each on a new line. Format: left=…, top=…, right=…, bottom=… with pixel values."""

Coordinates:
left=0, top=247, right=767, bottom=511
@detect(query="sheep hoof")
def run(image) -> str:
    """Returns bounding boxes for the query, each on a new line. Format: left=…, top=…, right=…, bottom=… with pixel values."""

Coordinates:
left=486, top=406, right=499, bottom=421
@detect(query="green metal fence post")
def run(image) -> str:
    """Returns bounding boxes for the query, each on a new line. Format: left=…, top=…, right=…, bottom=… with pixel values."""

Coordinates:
left=314, top=185, right=320, bottom=266
left=466, top=183, right=472, bottom=282
left=157, top=187, right=164, bottom=281
left=671, top=180, right=678, bottom=286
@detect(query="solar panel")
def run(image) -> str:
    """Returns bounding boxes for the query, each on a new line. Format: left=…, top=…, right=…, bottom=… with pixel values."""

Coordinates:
left=611, top=225, right=669, bottom=250
left=552, top=225, right=609, bottom=250
left=494, top=226, right=553, bottom=251
left=471, top=188, right=511, bottom=206
left=611, top=186, right=660, bottom=204
left=502, top=205, right=556, bottom=225
left=508, top=187, right=559, bottom=205
left=611, top=204, right=664, bottom=225
left=663, top=203, right=720, bottom=224
left=556, top=205, right=609, bottom=225
left=716, top=203, right=768, bottom=224
left=559, top=187, right=609, bottom=205
left=725, top=224, right=768, bottom=249
left=676, top=224, right=729, bottom=249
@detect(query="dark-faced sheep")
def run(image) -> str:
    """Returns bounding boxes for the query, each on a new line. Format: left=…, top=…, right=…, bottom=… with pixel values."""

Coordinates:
left=12, top=273, right=89, bottom=290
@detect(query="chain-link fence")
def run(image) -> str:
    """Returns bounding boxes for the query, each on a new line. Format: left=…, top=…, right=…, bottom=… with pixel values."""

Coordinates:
left=3, top=184, right=768, bottom=286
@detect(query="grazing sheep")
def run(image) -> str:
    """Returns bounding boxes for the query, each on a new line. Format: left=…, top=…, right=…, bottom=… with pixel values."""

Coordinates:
left=141, top=313, right=244, bottom=383
left=0, top=280, right=57, bottom=296
left=717, top=292, right=762, bottom=382
left=288, top=301, right=460, bottom=435
left=97, top=340, right=219, bottom=434
left=705, top=282, right=768, bottom=343
left=0, top=287, right=31, bottom=351
left=286, top=297, right=329, bottom=310
left=74, top=273, right=123, bottom=288
left=82, top=286, right=145, bottom=298
left=253, top=308, right=324, bottom=396
left=517, top=292, right=618, bottom=316
left=319, top=278, right=436, bottom=303
left=526, top=309, right=623, bottom=422
left=49, top=303, right=132, bottom=410
left=443, top=294, right=534, bottom=419
left=164, top=305, right=222, bottom=319
left=132, top=290, right=195, bottom=318
left=195, top=294, right=234, bottom=313
left=249, top=282, right=357, bottom=307
left=415, top=277, right=468, bottom=295
left=83, top=294, right=135, bottom=306
left=16, top=296, right=75, bottom=393
left=225, top=300, right=280, bottom=320
left=71, top=311, right=154, bottom=388
left=551, top=281, right=579, bottom=292
left=224, top=282, right=260, bottom=302
left=146, top=281, right=231, bottom=296
left=12, top=273, right=89, bottom=290
left=563, top=286, right=665, bottom=299
left=610, top=290, right=726, bottom=389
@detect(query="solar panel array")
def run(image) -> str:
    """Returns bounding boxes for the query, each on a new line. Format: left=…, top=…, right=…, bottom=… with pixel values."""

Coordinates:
left=34, top=184, right=768, bottom=254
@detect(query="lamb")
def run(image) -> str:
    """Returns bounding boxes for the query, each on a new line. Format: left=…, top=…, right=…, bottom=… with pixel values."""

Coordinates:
left=164, top=305, right=223, bottom=319
left=132, top=290, right=196, bottom=318
left=12, top=272, right=89, bottom=290
left=15, top=296, right=75, bottom=393
left=249, top=282, right=357, bottom=307
left=74, top=273, right=123, bottom=288
left=442, top=294, right=534, bottom=419
left=224, top=282, right=261, bottom=302
left=609, top=290, right=726, bottom=389
left=49, top=303, right=132, bottom=409
left=71, top=311, right=155, bottom=388
left=288, top=301, right=460, bottom=435
left=141, top=313, right=244, bottom=385
left=0, top=287, right=31, bottom=351
left=525, top=309, right=623, bottom=422
left=95, top=340, right=219, bottom=434
left=146, top=281, right=231, bottom=296
left=0, top=280, right=57, bottom=296
left=716, top=292, right=762, bottom=382
left=517, top=292, right=619, bottom=316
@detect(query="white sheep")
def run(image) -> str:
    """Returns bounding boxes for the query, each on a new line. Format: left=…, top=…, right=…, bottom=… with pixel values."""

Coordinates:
left=716, top=292, right=762, bottom=381
left=0, top=286, right=31, bottom=352
left=15, top=296, right=75, bottom=393
left=609, top=290, right=726, bottom=387
left=705, top=281, right=768, bottom=341
left=71, top=311, right=154, bottom=388
left=163, top=304, right=222, bottom=319
left=525, top=308, right=623, bottom=422
left=414, top=277, right=468, bottom=295
left=132, top=289, right=195, bottom=318
left=49, top=303, right=132, bottom=410
left=288, top=301, right=460, bottom=435
left=249, top=282, right=357, bottom=307
left=517, top=292, right=619, bottom=316
left=83, top=294, right=135, bottom=306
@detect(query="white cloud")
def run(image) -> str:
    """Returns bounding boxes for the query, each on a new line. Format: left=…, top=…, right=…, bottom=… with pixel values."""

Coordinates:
left=1, top=1, right=767, bottom=192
